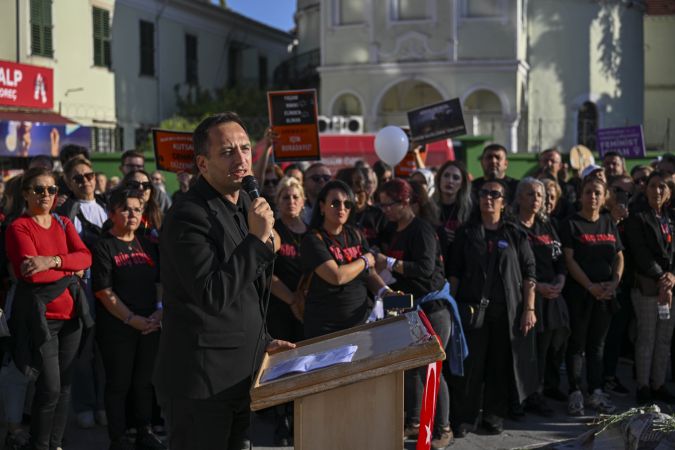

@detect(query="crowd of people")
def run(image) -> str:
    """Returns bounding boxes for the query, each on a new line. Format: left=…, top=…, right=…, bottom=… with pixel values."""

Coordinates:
left=0, top=117, right=674, bottom=450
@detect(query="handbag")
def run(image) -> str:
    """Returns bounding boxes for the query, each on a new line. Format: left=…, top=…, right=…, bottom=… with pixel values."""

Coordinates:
left=457, top=238, right=500, bottom=330
left=636, top=273, right=660, bottom=297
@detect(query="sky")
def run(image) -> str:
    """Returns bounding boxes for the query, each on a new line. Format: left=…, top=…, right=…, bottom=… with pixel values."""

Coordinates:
left=219, top=0, right=296, bottom=32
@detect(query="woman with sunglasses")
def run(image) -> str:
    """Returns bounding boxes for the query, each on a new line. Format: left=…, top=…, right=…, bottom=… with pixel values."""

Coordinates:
left=560, top=176, right=624, bottom=415
left=623, top=171, right=675, bottom=405
left=91, top=188, right=165, bottom=450
left=5, top=167, right=93, bottom=450
left=375, top=179, right=455, bottom=449
left=448, top=180, right=537, bottom=436
left=512, top=178, right=568, bottom=416
left=121, top=171, right=163, bottom=240
left=300, top=180, right=386, bottom=338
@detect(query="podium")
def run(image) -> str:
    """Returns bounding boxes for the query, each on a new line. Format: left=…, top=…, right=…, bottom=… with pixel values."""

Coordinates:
left=250, top=311, right=445, bottom=450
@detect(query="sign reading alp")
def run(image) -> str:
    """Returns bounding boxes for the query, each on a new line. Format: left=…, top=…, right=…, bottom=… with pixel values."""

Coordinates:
left=0, top=60, right=53, bottom=110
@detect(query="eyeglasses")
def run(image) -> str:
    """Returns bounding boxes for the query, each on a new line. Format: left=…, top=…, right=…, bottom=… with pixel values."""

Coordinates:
left=309, top=174, right=331, bottom=183
left=31, top=185, right=59, bottom=196
left=127, top=181, right=152, bottom=190
left=329, top=199, right=354, bottom=210
left=123, top=163, right=144, bottom=170
left=478, top=189, right=504, bottom=199
left=120, top=206, right=143, bottom=216
left=380, top=201, right=401, bottom=209
left=72, top=172, right=96, bottom=184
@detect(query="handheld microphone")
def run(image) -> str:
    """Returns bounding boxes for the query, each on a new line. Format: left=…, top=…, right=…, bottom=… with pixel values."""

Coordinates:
left=241, top=175, right=261, bottom=200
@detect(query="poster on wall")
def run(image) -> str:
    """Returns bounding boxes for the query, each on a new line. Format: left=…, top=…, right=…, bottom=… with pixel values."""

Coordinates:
left=0, top=121, right=91, bottom=158
left=267, top=89, right=321, bottom=162
left=152, top=129, right=194, bottom=173
left=407, top=98, right=466, bottom=144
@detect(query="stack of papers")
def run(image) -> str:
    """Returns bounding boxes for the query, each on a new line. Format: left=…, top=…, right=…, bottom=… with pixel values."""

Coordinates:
left=261, top=345, right=358, bottom=383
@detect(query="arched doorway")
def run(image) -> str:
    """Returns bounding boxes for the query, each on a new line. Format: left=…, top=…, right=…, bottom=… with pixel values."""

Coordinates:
left=462, top=89, right=506, bottom=145
left=332, top=93, right=363, bottom=116
left=577, top=101, right=598, bottom=150
left=377, top=80, right=443, bottom=127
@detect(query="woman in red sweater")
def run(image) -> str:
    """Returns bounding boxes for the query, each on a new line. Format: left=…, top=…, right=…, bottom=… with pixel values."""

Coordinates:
left=5, top=167, right=92, bottom=450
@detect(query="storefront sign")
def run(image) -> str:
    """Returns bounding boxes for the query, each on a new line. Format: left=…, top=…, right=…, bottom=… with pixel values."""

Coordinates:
left=152, top=129, right=195, bottom=173
left=596, top=125, right=646, bottom=158
left=267, top=89, right=321, bottom=162
left=0, top=60, right=53, bottom=110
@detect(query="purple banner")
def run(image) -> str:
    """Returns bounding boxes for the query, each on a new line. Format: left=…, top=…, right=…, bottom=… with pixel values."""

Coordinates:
left=596, top=125, right=645, bottom=159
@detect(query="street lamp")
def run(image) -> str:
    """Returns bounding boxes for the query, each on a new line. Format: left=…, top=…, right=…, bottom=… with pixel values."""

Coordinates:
left=59, top=87, right=84, bottom=114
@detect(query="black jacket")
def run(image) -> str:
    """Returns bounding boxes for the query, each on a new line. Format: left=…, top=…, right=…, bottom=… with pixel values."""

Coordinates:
left=56, top=195, right=107, bottom=250
left=623, top=206, right=675, bottom=281
left=9, top=276, right=94, bottom=381
left=153, top=176, right=276, bottom=399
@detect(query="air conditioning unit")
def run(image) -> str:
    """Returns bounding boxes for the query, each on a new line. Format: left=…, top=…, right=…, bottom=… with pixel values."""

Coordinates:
left=318, top=115, right=332, bottom=133
left=341, top=116, right=364, bottom=134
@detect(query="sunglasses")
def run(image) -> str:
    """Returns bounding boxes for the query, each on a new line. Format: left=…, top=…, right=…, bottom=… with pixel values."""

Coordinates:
left=127, top=181, right=152, bottom=190
left=478, top=189, right=504, bottom=199
left=329, top=199, right=354, bottom=210
left=309, top=174, right=331, bottom=183
left=635, top=176, right=648, bottom=184
left=72, top=172, right=96, bottom=184
left=31, top=185, right=59, bottom=196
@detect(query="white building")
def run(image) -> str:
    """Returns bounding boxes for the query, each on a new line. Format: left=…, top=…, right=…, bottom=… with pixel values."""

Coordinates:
left=307, top=0, right=644, bottom=153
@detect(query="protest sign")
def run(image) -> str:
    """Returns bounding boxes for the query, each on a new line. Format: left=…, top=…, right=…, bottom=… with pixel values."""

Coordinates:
left=152, top=129, right=194, bottom=173
left=267, top=89, right=320, bottom=162
left=596, top=125, right=646, bottom=158
left=407, top=98, right=466, bottom=144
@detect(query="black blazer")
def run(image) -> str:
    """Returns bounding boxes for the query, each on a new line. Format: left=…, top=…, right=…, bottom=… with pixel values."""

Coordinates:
left=153, top=176, right=276, bottom=399
left=623, top=207, right=674, bottom=280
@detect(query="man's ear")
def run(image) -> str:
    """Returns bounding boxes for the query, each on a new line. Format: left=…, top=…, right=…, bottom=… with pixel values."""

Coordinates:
left=195, top=154, right=207, bottom=175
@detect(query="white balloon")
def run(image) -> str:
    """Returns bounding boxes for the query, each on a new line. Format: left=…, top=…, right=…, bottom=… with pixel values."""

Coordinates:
left=374, top=126, right=409, bottom=166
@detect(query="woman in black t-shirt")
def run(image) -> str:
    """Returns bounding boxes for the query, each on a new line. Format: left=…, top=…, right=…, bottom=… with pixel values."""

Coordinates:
left=376, top=179, right=453, bottom=448
left=350, top=167, right=387, bottom=249
left=560, top=176, right=624, bottom=416
left=448, top=180, right=537, bottom=436
left=299, top=180, right=387, bottom=339
left=92, top=189, right=165, bottom=450
left=513, top=177, right=568, bottom=415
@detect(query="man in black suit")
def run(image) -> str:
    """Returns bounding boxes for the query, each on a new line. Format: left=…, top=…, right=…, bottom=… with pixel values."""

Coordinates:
left=471, top=143, right=520, bottom=204
left=154, top=112, right=295, bottom=450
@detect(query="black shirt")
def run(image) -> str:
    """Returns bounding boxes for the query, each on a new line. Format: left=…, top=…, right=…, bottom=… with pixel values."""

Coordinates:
left=560, top=212, right=624, bottom=283
left=92, top=233, right=159, bottom=315
left=273, top=220, right=304, bottom=291
left=438, top=202, right=464, bottom=276
left=484, top=229, right=506, bottom=304
left=382, top=217, right=446, bottom=299
left=519, top=219, right=565, bottom=283
left=300, top=225, right=369, bottom=336
left=351, top=205, right=388, bottom=250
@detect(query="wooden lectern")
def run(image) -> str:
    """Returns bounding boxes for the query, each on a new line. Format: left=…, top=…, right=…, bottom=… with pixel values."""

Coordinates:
left=250, top=311, right=445, bottom=450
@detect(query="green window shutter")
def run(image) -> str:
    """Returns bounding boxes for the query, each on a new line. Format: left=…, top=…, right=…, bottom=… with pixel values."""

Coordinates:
left=93, top=7, right=111, bottom=67
left=30, top=0, right=53, bottom=57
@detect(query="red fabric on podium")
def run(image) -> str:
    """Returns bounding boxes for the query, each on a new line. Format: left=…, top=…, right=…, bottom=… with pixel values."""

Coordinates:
left=416, top=310, right=442, bottom=450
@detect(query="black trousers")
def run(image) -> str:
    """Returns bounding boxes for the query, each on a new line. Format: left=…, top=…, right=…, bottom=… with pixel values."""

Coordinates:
left=450, top=303, right=511, bottom=426
left=159, top=378, right=251, bottom=450
left=31, top=318, right=82, bottom=450
left=538, top=327, right=569, bottom=391
left=97, top=311, right=160, bottom=441
left=603, top=286, right=633, bottom=379
left=565, top=291, right=613, bottom=394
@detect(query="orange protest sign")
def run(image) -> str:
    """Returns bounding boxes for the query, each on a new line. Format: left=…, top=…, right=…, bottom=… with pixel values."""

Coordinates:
left=152, top=129, right=194, bottom=173
left=267, top=89, right=321, bottom=162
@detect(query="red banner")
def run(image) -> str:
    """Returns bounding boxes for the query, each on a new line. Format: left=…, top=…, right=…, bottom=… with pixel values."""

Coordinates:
left=0, top=60, right=53, bottom=110
left=416, top=309, right=442, bottom=450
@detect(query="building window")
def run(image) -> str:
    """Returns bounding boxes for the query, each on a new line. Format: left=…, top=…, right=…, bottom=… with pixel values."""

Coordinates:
left=258, top=56, right=268, bottom=89
left=463, top=0, right=501, bottom=17
left=336, top=0, right=364, bottom=25
left=30, top=0, right=53, bottom=57
left=92, top=7, right=111, bottom=68
left=92, top=127, right=122, bottom=153
left=185, top=34, right=198, bottom=85
left=395, top=0, right=428, bottom=20
left=577, top=101, right=598, bottom=150
left=228, top=44, right=242, bottom=87
left=140, top=21, right=155, bottom=76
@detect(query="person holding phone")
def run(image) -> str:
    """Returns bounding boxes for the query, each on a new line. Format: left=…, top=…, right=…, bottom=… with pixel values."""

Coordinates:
left=375, top=179, right=454, bottom=449
left=448, top=180, right=537, bottom=436
left=560, top=176, right=624, bottom=415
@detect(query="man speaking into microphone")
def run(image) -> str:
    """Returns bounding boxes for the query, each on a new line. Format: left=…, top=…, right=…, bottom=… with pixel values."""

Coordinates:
left=154, top=112, right=295, bottom=450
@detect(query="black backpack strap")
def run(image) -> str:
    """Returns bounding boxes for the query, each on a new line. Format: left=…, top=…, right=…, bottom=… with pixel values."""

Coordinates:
left=51, top=213, right=67, bottom=231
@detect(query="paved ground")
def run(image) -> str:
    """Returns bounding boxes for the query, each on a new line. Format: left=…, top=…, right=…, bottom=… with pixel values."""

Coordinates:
left=59, top=358, right=673, bottom=450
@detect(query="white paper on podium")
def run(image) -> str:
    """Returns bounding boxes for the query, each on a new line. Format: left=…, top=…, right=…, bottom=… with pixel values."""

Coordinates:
left=261, top=344, right=358, bottom=383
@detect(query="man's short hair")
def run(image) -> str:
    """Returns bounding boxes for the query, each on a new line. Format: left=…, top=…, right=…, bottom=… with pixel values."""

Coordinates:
left=305, top=162, right=329, bottom=175
left=63, top=155, right=92, bottom=177
left=539, top=147, right=561, bottom=159
left=28, top=155, right=54, bottom=170
left=59, top=144, right=90, bottom=165
left=192, top=112, right=247, bottom=158
left=481, top=143, right=508, bottom=158
left=120, top=149, right=145, bottom=163
left=603, top=151, right=624, bottom=161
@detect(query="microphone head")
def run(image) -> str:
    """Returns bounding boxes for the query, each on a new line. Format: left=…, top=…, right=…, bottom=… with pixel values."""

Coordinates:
left=241, top=175, right=260, bottom=199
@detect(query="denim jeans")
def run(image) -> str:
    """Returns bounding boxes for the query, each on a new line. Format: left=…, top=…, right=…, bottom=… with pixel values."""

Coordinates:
left=30, top=318, right=82, bottom=450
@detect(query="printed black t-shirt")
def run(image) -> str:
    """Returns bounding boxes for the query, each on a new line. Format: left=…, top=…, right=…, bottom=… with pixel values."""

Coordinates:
left=484, top=229, right=506, bottom=304
left=519, top=219, right=565, bottom=283
left=351, top=205, right=388, bottom=249
left=560, top=212, right=623, bottom=283
left=300, top=225, right=369, bottom=333
left=382, top=217, right=446, bottom=299
left=273, top=220, right=304, bottom=291
left=92, top=232, right=159, bottom=315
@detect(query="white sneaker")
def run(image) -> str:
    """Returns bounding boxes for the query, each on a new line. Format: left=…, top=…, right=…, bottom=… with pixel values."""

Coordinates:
left=76, top=410, right=95, bottom=429
left=587, top=388, right=616, bottom=414
left=567, top=390, right=585, bottom=416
